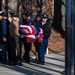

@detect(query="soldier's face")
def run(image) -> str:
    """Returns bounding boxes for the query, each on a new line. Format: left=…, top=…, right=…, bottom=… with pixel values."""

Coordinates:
left=0, top=15, right=2, bottom=19
left=13, top=17, right=17, bottom=21
left=42, top=18, right=47, bottom=22
left=26, top=16, right=31, bottom=20
left=3, top=16, right=7, bottom=20
left=37, top=17, right=41, bottom=21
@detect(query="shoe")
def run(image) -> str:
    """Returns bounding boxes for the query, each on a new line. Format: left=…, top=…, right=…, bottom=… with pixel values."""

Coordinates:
left=7, top=62, right=13, bottom=65
left=17, top=63, right=22, bottom=66
left=12, top=62, right=17, bottom=65
left=35, top=58, right=38, bottom=61
left=36, top=59, right=41, bottom=63
left=25, top=60, right=30, bottom=63
left=37, top=61, right=44, bottom=65
left=40, top=62, right=44, bottom=65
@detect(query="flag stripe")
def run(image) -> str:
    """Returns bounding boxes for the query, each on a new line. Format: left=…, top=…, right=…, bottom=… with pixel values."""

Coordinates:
left=20, top=25, right=43, bottom=42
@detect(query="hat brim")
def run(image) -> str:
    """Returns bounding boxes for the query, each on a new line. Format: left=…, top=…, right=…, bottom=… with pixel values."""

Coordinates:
left=13, top=15, right=18, bottom=17
left=3, top=15, right=7, bottom=17
left=42, top=17, right=48, bottom=18
left=0, top=14, right=3, bottom=16
left=26, top=15, right=31, bottom=17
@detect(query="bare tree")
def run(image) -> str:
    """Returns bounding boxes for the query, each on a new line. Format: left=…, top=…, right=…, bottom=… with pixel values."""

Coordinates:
left=8, top=0, right=18, bottom=12
left=1, top=0, right=53, bottom=19
left=0, top=0, right=2, bottom=11
left=52, top=0, right=65, bottom=38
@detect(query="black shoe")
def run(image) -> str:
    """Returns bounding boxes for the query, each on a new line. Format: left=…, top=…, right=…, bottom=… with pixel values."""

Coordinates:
left=37, top=61, right=44, bottom=65
left=17, top=63, right=22, bottom=66
left=37, top=61, right=41, bottom=64
left=40, top=62, right=44, bottom=65
left=7, top=62, right=13, bottom=65
left=25, top=60, right=30, bottom=63
left=2, top=61, right=7, bottom=65
left=36, top=59, right=41, bottom=63
left=35, top=58, right=37, bottom=61
left=13, top=62, right=17, bottom=65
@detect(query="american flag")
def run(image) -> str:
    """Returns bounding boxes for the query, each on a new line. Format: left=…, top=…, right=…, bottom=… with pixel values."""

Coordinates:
left=20, top=25, right=43, bottom=42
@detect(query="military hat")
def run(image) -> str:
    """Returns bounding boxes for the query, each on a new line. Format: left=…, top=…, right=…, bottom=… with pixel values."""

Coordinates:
left=0, top=11, right=3, bottom=16
left=2, top=12, right=8, bottom=16
left=9, top=11, right=15, bottom=15
left=12, top=13, right=18, bottom=17
left=42, top=13, right=48, bottom=18
left=25, top=12, right=31, bottom=16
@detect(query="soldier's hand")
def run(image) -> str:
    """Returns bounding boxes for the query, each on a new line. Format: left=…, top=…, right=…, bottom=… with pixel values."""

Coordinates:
left=3, top=38, right=7, bottom=42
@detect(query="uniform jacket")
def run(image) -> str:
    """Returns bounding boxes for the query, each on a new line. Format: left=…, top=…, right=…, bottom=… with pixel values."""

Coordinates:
left=0, top=19, right=2, bottom=35
left=19, top=19, right=33, bottom=39
left=1, top=19, right=10, bottom=39
left=9, top=20, right=20, bottom=38
left=34, top=21, right=51, bottom=38
left=20, top=19, right=33, bottom=25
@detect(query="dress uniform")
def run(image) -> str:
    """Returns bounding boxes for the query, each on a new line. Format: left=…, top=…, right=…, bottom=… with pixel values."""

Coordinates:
left=0, top=11, right=3, bottom=61
left=9, top=13, right=22, bottom=65
left=20, top=12, right=33, bottom=63
left=0, top=11, right=3, bottom=47
left=34, top=14, right=51, bottom=65
left=33, top=14, right=41, bottom=61
left=1, top=12, right=11, bottom=64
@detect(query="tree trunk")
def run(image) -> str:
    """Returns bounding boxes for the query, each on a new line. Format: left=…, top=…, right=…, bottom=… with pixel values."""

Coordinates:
left=52, top=0, right=65, bottom=38
left=8, top=0, right=18, bottom=12
left=0, top=0, right=2, bottom=11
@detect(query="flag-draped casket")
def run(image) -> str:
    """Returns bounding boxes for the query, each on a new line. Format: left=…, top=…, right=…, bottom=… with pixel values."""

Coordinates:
left=20, top=25, right=43, bottom=42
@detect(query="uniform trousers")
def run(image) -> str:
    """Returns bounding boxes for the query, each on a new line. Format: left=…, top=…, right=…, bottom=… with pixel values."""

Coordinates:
left=39, top=38, right=48, bottom=63
left=21, top=38, right=31, bottom=62
left=2, top=39, right=11, bottom=64
left=9, top=37, right=21, bottom=64
left=34, top=41, right=41, bottom=61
